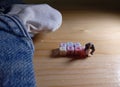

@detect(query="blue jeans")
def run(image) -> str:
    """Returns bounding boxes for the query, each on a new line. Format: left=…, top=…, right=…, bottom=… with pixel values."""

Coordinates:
left=0, top=0, right=23, bottom=13
left=0, top=14, right=36, bottom=87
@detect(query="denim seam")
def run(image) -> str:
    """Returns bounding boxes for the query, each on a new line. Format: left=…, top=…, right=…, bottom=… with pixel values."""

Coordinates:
left=5, top=15, right=28, bottom=37
left=3, top=14, right=35, bottom=51
left=13, top=15, right=35, bottom=51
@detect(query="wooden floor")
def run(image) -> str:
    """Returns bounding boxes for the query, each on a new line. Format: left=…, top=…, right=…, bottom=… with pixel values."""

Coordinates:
left=33, top=10, right=120, bottom=87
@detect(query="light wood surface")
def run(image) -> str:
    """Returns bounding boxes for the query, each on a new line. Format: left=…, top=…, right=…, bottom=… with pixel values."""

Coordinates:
left=33, top=10, right=120, bottom=87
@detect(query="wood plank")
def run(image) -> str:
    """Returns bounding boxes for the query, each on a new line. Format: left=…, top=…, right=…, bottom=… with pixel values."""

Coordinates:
left=33, top=10, right=120, bottom=87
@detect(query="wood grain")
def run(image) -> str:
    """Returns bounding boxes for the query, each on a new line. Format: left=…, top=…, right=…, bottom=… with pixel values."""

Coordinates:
left=33, top=10, right=120, bottom=87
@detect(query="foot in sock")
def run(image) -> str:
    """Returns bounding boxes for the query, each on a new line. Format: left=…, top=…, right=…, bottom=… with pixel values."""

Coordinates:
left=8, top=4, right=62, bottom=36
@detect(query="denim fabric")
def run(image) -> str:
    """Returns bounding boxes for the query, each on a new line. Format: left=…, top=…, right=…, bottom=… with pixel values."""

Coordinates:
left=0, top=14, right=36, bottom=87
left=0, top=0, right=23, bottom=13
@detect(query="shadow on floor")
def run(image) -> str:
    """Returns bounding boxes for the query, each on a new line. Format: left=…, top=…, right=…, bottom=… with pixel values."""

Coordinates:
left=50, top=48, right=89, bottom=63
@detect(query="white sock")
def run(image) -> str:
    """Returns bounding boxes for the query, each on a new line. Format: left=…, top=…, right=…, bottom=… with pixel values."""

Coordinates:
left=8, top=4, right=62, bottom=35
